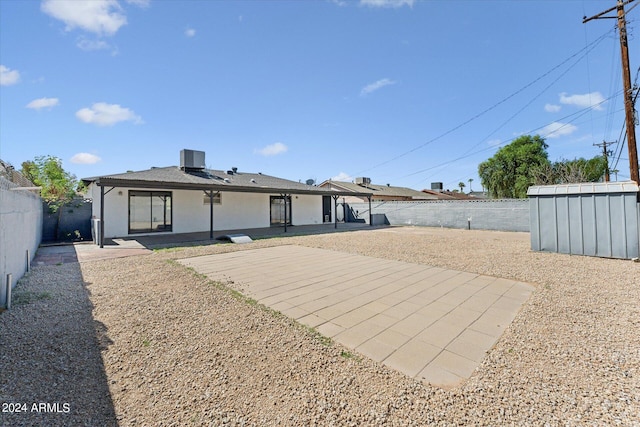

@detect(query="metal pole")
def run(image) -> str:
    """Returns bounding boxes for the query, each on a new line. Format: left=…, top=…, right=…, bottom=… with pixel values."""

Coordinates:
left=368, top=196, right=373, bottom=226
left=283, top=194, right=288, bottom=233
left=26, top=249, right=30, bottom=273
left=209, top=191, right=214, bottom=239
left=100, top=185, right=105, bottom=248
left=333, top=195, right=338, bottom=229
left=5, top=274, right=12, bottom=310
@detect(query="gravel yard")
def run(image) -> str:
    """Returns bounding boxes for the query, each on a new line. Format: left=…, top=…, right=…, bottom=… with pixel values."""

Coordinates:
left=1, top=226, right=639, bottom=426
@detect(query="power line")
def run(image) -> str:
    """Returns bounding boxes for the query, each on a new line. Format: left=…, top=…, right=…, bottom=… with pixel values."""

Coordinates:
left=584, top=0, right=639, bottom=183
left=405, top=92, right=624, bottom=188
left=594, top=140, right=617, bottom=181
left=353, top=29, right=614, bottom=177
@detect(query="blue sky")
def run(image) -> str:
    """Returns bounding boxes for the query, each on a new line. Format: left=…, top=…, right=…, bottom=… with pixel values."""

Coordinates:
left=1, top=0, right=638, bottom=192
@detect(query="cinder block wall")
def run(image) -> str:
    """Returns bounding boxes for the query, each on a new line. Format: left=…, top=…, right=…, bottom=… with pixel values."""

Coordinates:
left=0, top=178, right=43, bottom=306
left=347, top=199, right=530, bottom=232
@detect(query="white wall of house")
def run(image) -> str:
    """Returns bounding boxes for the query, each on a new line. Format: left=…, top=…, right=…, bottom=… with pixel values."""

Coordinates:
left=291, top=194, right=323, bottom=225
left=176, top=190, right=271, bottom=232
left=88, top=184, right=325, bottom=238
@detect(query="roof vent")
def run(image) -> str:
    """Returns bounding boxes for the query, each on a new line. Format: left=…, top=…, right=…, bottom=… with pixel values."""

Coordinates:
left=223, top=178, right=231, bottom=183
left=180, top=149, right=205, bottom=171
left=232, top=167, right=238, bottom=173
left=250, top=178, right=256, bottom=183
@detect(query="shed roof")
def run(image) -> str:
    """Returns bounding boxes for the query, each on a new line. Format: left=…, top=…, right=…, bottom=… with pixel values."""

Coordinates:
left=527, top=181, right=639, bottom=196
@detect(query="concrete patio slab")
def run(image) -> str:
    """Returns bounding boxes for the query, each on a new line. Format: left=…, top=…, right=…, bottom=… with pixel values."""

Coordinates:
left=178, top=245, right=535, bottom=388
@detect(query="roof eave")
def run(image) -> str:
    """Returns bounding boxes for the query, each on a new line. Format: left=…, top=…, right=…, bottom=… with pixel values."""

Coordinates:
left=93, top=177, right=372, bottom=197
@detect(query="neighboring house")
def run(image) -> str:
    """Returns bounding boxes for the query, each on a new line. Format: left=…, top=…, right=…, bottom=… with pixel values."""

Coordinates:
left=319, top=177, right=435, bottom=202
left=468, top=191, right=488, bottom=199
left=421, top=189, right=488, bottom=200
left=83, top=150, right=372, bottom=246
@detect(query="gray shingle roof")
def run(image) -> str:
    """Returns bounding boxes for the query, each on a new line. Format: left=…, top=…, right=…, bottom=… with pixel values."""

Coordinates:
left=83, top=167, right=372, bottom=196
left=321, top=180, right=432, bottom=199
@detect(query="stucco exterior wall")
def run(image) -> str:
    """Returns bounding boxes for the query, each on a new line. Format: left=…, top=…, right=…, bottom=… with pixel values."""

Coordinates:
left=0, top=178, right=42, bottom=306
left=291, top=194, right=323, bottom=226
left=88, top=184, right=325, bottom=238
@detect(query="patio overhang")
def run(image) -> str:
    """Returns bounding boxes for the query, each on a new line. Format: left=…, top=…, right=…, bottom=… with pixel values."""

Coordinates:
left=91, top=177, right=373, bottom=248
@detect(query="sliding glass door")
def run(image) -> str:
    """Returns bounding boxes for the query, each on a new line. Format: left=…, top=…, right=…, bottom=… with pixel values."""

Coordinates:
left=129, top=191, right=172, bottom=233
left=270, top=195, right=291, bottom=226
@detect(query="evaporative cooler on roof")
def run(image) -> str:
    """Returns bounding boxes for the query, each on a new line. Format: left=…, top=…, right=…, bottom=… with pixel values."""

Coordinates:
left=180, top=149, right=205, bottom=170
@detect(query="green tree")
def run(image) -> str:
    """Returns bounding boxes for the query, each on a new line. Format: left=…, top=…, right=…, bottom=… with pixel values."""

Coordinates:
left=531, top=156, right=607, bottom=185
left=21, top=156, right=80, bottom=240
left=478, top=135, right=550, bottom=198
left=458, top=181, right=466, bottom=192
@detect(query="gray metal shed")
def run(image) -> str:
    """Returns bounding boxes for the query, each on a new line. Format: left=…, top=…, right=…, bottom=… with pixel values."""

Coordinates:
left=528, top=181, right=640, bottom=259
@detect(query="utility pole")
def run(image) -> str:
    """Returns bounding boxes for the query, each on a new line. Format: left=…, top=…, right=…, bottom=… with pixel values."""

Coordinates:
left=584, top=0, right=639, bottom=184
left=594, top=141, right=616, bottom=181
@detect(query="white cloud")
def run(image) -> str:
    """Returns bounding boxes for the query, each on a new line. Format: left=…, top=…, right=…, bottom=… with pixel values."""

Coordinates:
left=331, top=172, right=353, bottom=182
left=540, top=121, right=578, bottom=139
left=76, top=102, right=143, bottom=126
left=185, top=28, right=196, bottom=37
left=360, top=78, right=396, bottom=96
left=559, top=92, right=605, bottom=111
left=26, top=97, right=60, bottom=110
left=254, top=142, right=288, bottom=156
left=360, top=0, right=414, bottom=8
left=544, top=103, right=561, bottom=113
left=41, top=0, right=130, bottom=36
left=70, top=152, right=101, bottom=164
left=0, top=65, right=20, bottom=86
left=77, top=37, right=111, bottom=51
left=125, top=0, right=150, bottom=7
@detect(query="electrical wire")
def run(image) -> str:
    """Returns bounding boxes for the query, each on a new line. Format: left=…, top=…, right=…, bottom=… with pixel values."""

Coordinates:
left=353, top=29, right=615, bottom=177
left=406, top=92, right=624, bottom=187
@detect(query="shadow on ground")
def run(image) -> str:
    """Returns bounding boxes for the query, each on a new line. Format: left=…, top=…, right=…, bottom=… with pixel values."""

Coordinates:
left=126, top=223, right=388, bottom=250
left=0, top=260, right=118, bottom=427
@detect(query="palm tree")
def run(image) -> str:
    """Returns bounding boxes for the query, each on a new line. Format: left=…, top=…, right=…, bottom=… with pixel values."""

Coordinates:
left=468, top=178, right=473, bottom=193
left=458, top=182, right=466, bottom=192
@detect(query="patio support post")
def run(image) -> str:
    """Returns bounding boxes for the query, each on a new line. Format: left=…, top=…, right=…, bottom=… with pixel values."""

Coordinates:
left=209, top=191, right=214, bottom=239
left=332, top=195, right=340, bottom=229
left=205, top=190, right=218, bottom=239
left=283, top=193, right=288, bottom=233
left=100, top=185, right=105, bottom=248
left=99, top=186, right=115, bottom=248
left=368, top=195, right=372, bottom=226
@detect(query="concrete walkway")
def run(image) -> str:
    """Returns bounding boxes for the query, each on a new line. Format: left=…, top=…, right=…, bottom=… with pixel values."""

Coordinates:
left=34, top=239, right=151, bottom=265
left=179, top=245, right=534, bottom=388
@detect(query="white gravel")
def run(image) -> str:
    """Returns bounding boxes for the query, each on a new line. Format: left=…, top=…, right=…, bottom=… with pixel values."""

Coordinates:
left=1, top=226, right=639, bottom=426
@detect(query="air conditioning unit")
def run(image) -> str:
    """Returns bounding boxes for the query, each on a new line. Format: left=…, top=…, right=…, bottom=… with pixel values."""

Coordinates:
left=431, top=182, right=443, bottom=192
left=180, top=149, right=206, bottom=170
left=355, top=177, right=371, bottom=186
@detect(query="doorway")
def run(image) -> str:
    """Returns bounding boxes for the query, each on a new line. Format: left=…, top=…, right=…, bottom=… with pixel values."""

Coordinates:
left=322, top=196, right=332, bottom=223
left=270, top=195, right=292, bottom=226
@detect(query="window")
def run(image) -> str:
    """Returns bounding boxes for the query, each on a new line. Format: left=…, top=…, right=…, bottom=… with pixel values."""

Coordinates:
left=203, top=193, right=221, bottom=205
left=129, top=191, right=172, bottom=233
